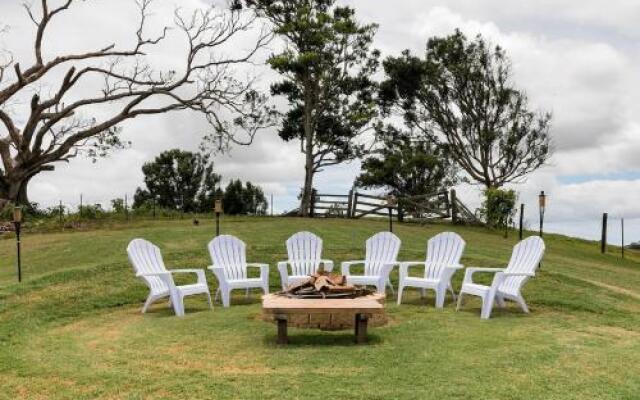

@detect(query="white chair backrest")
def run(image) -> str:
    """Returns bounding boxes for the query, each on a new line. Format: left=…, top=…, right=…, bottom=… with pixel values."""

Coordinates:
left=501, top=236, right=545, bottom=290
left=424, top=232, right=466, bottom=280
left=286, top=231, right=323, bottom=276
left=364, top=232, right=401, bottom=276
left=208, top=235, right=248, bottom=280
left=127, top=238, right=169, bottom=293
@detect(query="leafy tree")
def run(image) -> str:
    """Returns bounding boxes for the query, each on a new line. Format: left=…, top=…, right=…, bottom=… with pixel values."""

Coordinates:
left=356, top=126, right=457, bottom=198
left=244, top=0, right=380, bottom=216
left=222, top=179, right=268, bottom=215
left=133, top=149, right=221, bottom=213
left=380, top=30, right=551, bottom=190
left=479, top=188, right=517, bottom=236
left=111, top=198, right=126, bottom=213
left=0, top=0, right=273, bottom=206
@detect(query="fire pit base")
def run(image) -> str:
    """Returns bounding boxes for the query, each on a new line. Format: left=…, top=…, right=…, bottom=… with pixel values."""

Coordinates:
left=262, top=294, right=386, bottom=344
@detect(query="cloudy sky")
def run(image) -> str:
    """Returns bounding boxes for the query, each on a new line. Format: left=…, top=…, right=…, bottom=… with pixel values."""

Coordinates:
left=1, top=0, right=639, bottom=243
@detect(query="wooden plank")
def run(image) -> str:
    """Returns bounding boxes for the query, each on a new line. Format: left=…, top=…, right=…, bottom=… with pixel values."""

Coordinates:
left=355, top=192, right=387, bottom=201
left=262, top=294, right=384, bottom=315
left=315, top=194, right=350, bottom=198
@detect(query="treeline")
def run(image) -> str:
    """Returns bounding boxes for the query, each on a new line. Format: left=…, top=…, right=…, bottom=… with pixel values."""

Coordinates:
left=132, top=149, right=268, bottom=215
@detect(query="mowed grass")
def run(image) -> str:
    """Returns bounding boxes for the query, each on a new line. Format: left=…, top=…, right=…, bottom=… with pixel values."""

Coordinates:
left=0, top=216, right=639, bottom=399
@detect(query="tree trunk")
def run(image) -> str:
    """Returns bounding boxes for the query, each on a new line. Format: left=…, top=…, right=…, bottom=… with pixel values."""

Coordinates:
left=0, top=175, right=32, bottom=207
left=299, top=78, right=315, bottom=217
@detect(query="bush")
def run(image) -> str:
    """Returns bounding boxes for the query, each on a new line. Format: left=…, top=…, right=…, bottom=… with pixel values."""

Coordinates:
left=480, top=188, right=517, bottom=231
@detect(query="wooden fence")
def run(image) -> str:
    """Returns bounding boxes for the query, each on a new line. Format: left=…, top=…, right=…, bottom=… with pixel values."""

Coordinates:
left=308, top=189, right=480, bottom=225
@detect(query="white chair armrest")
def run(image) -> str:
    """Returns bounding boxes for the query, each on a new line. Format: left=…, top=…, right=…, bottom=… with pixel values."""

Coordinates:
left=247, top=263, right=269, bottom=280
left=463, top=267, right=505, bottom=285
left=169, top=268, right=207, bottom=285
left=136, top=271, right=170, bottom=277
left=320, top=259, right=334, bottom=272
left=399, top=261, right=426, bottom=280
left=277, top=261, right=290, bottom=290
left=341, top=260, right=365, bottom=276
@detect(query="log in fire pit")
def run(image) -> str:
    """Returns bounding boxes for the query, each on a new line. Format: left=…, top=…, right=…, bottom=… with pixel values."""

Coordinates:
left=281, top=271, right=373, bottom=299
left=262, top=271, right=387, bottom=344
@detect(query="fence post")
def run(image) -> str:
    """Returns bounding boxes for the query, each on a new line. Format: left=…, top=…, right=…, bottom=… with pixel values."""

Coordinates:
left=59, top=200, right=63, bottom=224
left=125, top=194, right=129, bottom=221
left=601, top=212, right=608, bottom=254
left=79, top=193, right=83, bottom=219
left=621, top=217, right=625, bottom=259
left=450, top=189, right=458, bottom=224
left=352, top=191, right=359, bottom=218
left=346, top=189, right=353, bottom=219
left=519, top=203, right=524, bottom=240
left=271, top=193, right=274, bottom=216
left=397, top=198, right=404, bottom=223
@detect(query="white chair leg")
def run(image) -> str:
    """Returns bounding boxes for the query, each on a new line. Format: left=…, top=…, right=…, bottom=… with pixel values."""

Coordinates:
left=245, top=287, right=250, bottom=299
left=386, top=279, right=395, bottom=296
left=515, top=295, right=530, bottom=313
left=172, top=293, right=185, bottom=317
left=262, top=284, right=269, bottom=295
left=480, top=294, right=495, bottom=319
left=374, top=279, right=387, bottom=295
left=456, top=291, right=464, bottom=311
left=496, top=294, right=506, bottom=308
left=448, top=283, right=457, bottom=301
left=205, top=291, right=213, bottom=310
left=221, top=288, right=231, bottom=308
left=397, top=285, right=404, bottom=305
left=141, top=294, right=155, bottom=314
left=435, top=287, right=446, bottom=309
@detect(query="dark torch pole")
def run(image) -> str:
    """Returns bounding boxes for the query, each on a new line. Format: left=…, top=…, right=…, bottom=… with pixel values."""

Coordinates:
left=538, top=191, right=546, bottom=237
left=386, top=194, right=396, bottom=233
left=538, top=191, right=547, bottom=270
left=214, top=199, right=222, bottom=237
left=13, top=206, right=23, bottom=282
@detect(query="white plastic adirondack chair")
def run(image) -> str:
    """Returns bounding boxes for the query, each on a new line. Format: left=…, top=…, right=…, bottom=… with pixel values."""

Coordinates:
left=457, top=236, right=545, bottom=319
left=127, top=238, right=212, bottom=317
left=278, top=231, right=334, bottom=290
left=397, top=232, right=465, bottom=308
left=341, top=232, right=401, bottom=294
left=207, top=235, right=269, bottom=307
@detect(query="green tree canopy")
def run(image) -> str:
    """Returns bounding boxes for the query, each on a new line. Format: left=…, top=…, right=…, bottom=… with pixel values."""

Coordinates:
left=356, top=126, right=457, bottom=198
left=222, top=179, right=268, bottom=215
left=133, top=149, right=221, bottom=213
left=380, top=30, right=552, bottom=189
left=244, top=0, right=380, bottom=216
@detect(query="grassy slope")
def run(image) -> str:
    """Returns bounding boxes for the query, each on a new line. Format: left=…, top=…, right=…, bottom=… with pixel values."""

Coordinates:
left=0, top=217, right=638, bottom=400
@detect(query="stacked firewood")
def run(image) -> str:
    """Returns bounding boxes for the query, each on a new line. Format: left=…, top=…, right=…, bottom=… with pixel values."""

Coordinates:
left=283, top=271, right=371, bottom=298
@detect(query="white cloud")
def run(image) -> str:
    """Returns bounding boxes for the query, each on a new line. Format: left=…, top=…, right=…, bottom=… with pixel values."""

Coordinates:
left=2, top=0, right=640, bottom=239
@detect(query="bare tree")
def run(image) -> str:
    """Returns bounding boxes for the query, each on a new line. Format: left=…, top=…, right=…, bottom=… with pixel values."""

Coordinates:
left=0, top=0, right=274, bottom=205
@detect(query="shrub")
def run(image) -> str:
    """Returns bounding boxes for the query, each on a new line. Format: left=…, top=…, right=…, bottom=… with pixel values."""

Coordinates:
left=480, top=188, right=517, bottom=232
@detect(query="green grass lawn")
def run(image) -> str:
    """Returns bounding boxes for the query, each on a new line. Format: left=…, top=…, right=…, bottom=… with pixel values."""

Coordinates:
left=0, top=217, right=639, bottom=399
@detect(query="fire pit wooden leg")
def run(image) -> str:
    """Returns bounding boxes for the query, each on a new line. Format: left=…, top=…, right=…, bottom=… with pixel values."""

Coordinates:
left=354, top=313, right=368, bottom=344
left=276, top=315, right=288, bottom=345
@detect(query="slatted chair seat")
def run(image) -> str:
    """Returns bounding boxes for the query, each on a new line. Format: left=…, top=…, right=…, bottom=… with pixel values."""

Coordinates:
left=278, top=232, right=333, bottom=290
left=208, top=235, right=269, bottom=307
left=397, top=232, right=466, bottom=308
left=341, top=232, right=401, bottom=294
left=127, top=238, right=212, bottom=317
left=457, top=236, right=545, bottom=319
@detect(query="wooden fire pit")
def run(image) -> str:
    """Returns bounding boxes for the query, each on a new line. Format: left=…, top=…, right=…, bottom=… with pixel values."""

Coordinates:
left=262, top=293, right=386, bottom=344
